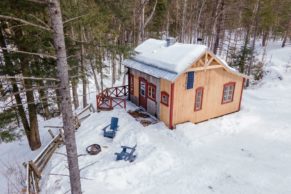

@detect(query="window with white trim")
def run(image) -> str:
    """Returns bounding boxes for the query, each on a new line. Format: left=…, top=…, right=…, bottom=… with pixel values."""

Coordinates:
left=161, top=91, right=169, bottom=106
left=148, top=83, right=156, bottom=101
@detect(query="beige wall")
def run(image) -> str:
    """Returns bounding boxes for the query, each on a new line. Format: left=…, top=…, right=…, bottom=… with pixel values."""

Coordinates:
left=159, top=79, right=171, bottom=127
left=173, top=68, right=244, bottom=126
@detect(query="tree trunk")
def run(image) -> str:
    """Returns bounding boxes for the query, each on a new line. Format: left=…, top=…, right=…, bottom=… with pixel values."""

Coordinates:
left=71, top=79, right=79, bottom=110
left=213, top=0, right=224, bottom=54
left=139, top=0, right=145, bottom=43
left=90, top=58, right=100, bottom=93
left=0, top=22, right=40, bottom=150
left=181, top=0, right=188, bottom=42
left=246, top=0, right=260, bottom=87
left=262, top=30, right=268, bottom=47
left=112, top=53, right=116, bottom=87
left=55, top=88, right=62, bottom=114
left=11, top=80, right=32, bottom=147
left=80, top=32, right=88, bottom=108
left=282, top=18, right=291, bottom=47
left=38, top=80, right=50, bottom=120
left=47, top=1, right=82, bottom=194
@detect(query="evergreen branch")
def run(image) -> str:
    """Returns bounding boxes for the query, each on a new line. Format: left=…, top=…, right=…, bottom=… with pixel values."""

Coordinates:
left=0, top=75, right=59, bottom=82
left=0, top=15, right=51, bottom=31
left=0, top=47, right=56, bottom=59
left=63, top=14, right=89, bottom=25
left=28, top=14, right=50, bottom=29
left=27, top=0, right=47, bottom=4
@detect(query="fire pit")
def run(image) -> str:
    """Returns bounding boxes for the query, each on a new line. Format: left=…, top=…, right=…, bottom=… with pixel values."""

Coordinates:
left=86, top=144, right=101, bottom=155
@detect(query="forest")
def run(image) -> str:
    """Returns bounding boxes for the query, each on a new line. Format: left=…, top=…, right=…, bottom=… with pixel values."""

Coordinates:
left=0, top=0, right=291, bottom=193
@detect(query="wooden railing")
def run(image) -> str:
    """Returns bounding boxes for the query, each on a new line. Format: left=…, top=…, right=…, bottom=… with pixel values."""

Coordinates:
left=96, top=85, right=128, bottom=110
left=24, top=130, right=63, bottom=194
left=23, top=104, right=95, bottom=194
left=76, top=103, right=95, bottom=122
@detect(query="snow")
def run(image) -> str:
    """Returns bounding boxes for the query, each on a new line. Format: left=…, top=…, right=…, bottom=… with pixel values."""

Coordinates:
left=1, top=41, right=291, bottom=194
left=123, top=59, right=179, bottom=81
left=132, top=38, right=207, bottom=74
left=42, top=41, right=291, bottom=194
left=0, top=116, right=62, bottom=193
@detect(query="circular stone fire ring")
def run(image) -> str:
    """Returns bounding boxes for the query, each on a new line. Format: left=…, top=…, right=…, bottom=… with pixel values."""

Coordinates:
left=86, top=144, right=101, bottom=155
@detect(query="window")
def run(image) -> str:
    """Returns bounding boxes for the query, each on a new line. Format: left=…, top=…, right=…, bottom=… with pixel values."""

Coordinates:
left=194, top=87, right=204, bottom=111
left=129, top=74, right=134, bottom=95
left=222, top=82, right=235, bottom=104
left=148, top=83, right=156, bottom=101
left=140, top=80, right=146, bottom=97
left=161, top=91, right=169, bottom=106
left=186, top=71, right=195, bottom=89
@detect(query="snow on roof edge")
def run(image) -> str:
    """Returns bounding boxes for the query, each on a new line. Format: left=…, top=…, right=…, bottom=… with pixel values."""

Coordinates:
left=123, top=59, right=179, bottom=81
left=212, top=52, right=251, bottom=79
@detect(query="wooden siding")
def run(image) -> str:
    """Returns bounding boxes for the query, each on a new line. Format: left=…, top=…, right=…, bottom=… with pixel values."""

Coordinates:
left=129, top=69, right=139, bottom=105
left=172, top=68, right=244, bottom=126
left=159, top=79, right=171, bottom=127
left=129, top=69, right=160, bottom=117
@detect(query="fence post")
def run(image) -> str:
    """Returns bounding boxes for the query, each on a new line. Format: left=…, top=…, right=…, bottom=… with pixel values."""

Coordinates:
left=109, top=97, right=112, bottom=109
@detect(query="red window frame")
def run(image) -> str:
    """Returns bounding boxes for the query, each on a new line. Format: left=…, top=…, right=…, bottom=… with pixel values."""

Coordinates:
left=147, top=83, right=156, bottom=101
left=129, top=73, right=134, bottom=95
left=194, top=87, right=204, bottom=111
left=222, top=82, right=236, bottom=104
left=160, top=91, right=169, bottom=106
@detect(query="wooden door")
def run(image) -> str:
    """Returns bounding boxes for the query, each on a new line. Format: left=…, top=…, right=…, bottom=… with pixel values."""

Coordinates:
left=139, top=77, right=147, bottom=110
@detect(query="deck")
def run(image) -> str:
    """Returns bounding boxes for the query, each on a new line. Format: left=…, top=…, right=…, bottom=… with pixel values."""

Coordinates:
left=96, top=85, right=129, bottom=111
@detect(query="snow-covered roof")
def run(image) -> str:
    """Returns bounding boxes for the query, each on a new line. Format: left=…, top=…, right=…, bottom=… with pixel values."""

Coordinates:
left=123, top=59, right=179, bottom=81
left=124, top=38, right=249, bottom=81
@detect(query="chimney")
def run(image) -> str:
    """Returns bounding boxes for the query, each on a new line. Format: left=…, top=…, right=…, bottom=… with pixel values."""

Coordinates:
left=166, top=37, right=176, bottom=47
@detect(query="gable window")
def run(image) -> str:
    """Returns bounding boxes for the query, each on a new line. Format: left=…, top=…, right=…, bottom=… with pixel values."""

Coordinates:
left=186, top=71, right=195, bottom=89
left=222, top=82, right=235, bottom=104
left=129, top=74, right=134, bottom=95
left=161, top=91, right=169, bottom=106
left=148, top=83, right=156, bottom=101
left=194, top=87, right=204, bottom=111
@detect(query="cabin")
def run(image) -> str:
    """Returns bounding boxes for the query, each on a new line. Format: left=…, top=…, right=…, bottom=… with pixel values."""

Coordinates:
left=123, top=38, right=248, bottom=129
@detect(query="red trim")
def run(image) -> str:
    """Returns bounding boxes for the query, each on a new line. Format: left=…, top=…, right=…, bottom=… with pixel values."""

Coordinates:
left=160, top=91, right=169, bottom=106
left=139, top=77, right=148, bottom=110
left=238, top=78, right=245, bottom=111
left=147, top=83, right=156, bottom=102
left=194, top=87, right=204, bottom=111
left=221, top=82, right=236, bottom=104
left=169, top=83, right=175, bottom=129
left=129, top=73, right=134, bottom=95
left=128, top=68, right=131, bottom=101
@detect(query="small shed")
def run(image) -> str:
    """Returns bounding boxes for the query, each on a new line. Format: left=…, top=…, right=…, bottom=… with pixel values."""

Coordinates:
left=123, top=38, right=248, bottom=129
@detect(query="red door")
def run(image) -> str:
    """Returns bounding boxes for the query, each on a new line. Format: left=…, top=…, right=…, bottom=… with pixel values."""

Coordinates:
left=139, top=77, right=147, bottom=110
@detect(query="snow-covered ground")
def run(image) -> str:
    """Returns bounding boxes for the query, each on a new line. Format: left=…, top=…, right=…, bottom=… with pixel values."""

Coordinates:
left=40, top=42, right=291, bottom=194
left=0, top=41, right=290, bottom=194
left=0, top=116, right=62, bottom=193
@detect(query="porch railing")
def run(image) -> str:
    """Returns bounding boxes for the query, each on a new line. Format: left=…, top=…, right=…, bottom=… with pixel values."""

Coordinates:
left=96, top=85, right=128, bottom=110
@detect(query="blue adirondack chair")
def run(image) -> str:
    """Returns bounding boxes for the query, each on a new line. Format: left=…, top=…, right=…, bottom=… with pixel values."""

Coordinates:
left=103, top=117, right=119, bottom=138
left=115, top=145, right=137, bottom=162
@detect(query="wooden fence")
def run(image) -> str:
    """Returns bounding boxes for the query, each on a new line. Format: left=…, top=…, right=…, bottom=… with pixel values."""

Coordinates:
left=24, top=130, right=63, bottom=194
left=23, top=104, right=95, bottom=194
left=96, top=85, right=128, bottom=110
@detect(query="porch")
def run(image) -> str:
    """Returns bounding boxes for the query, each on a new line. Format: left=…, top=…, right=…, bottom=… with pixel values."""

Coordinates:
left=96, top=85, right=129, bottom=111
